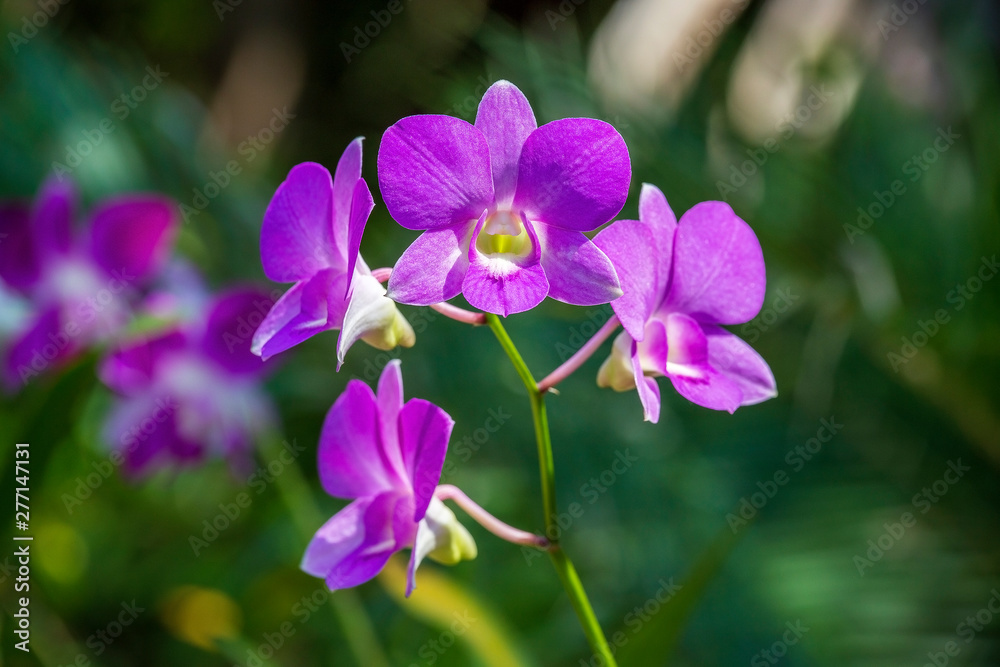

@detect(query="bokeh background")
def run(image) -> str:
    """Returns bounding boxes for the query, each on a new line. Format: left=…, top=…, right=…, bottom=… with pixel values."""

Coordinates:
left=2, top=0, right=999, bottom=665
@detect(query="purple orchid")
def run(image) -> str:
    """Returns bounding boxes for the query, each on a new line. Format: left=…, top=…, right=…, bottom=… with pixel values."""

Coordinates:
left=378, top=80, right=630, bottom=316
left=301, top=360, right=476, bottom=596
left=251, top=139, right=414, bottom=366
left=99, top=281, right=277, bottom=477
left=0, top=178, right=177, bottom=388
left=593, top=184, right=776, bottom=422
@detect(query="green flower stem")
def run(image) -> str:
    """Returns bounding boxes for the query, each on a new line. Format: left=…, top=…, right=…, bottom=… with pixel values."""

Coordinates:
left=259, top=435, right=390, bottom=667
left=485, top=314, right=618, bottom=667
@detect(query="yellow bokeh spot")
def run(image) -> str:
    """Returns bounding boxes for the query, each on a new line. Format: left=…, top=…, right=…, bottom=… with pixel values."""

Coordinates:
left=36, top=522, right=88, bottom=584
left=160, top=586, right=242, bottom=651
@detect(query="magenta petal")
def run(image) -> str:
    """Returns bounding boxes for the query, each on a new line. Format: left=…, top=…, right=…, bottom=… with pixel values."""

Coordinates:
left=663, top=315, right=744, bottom=412
left=33, top=177, right=75, bottom=260
left=345, top=178, right=375, bottom=298
left=387, top=223, right=473, bottom=306
left=201, top=289, right=275, bottom=376
left=630, top=340, right=661, bottom=424
left=0, top=204, right=40, bottom=292
left=668, top=367, right=744, bottom=413
left=475, top=80, right=537, bottom=206
left=537, top=225, right=621, bottom=307
left=3, top=307, right=78, bottom=387
left=378, top=115, right=494, bottom=231
left=260, top=162, right=339, bottom=283
left=377, top=360, right=405, bottom=473
left=397, top=398, right=453, bottom=522
left=87, top=196, right=177, bottom=285
left=301, top=496, right=370, bottom=579
left=593, top=219, right=657, bottom=340
left=104, top=394, right=201, bottom=478
left=463, top=214, right=548, bottom=316
left=252, top=270, right=350, bottom=360
left=638, top=184, right=677, bottom=302
left=99, top=329, right=186, bottom=395
left=318, top=380, right=403, bottom=499
left=703, top=325, right=777, bottom=405
left=513, top=118, right=630, bottom=232
left=332, top=138, right=364, bottom=257
left=664, top=202, right=765, bottom=324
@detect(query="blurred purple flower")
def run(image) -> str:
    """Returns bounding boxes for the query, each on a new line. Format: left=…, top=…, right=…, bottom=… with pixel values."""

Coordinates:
left=0, top=178, right=177, bottom=388
left=593, top=184, right=776, bottom=422
left=379, top=80, right=629, bottom=316
left=99, top=280, right=277, bottom=477
left=251, top=139, right=414, bottom=367
left=301, top=360, right=475, bottom=596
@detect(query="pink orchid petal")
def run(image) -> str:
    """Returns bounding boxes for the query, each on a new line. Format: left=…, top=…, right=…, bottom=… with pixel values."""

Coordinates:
left=664, top=202, right=765, bottom=325
left=474, top=80, right=537, bottom=207
left=537, top=224, right=621, bottom=307
left=703, top=324, right=778, bottom=405
left=387, top=222, right=474, bottom=306
left=513, top=118, right=630, bottom=232
left=593, top=219, right=657, bottom=340
left=345, top=178, right=375, bottom=299
left=378, top=115, right=494, bottom=230
left=398, top=398, right=454, bottom=522
left=462, top=212, right=548, bottom=316
left=638, top=183, right=677, bottom=303
left=332, top=138, right=364, bottom=258
left=87, top=195, right=177, bottom=285
left=0, top=203, right=40, bottom=292
left=260, top=162, right=340, bottom=282
left=630, top=339, right=661, bottom=424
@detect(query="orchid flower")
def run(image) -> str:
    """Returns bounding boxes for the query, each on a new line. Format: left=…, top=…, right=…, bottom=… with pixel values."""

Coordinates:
left=99, top=283, right=277, bottom=477
left=378, top=80, right=630, bottom=316
left=251, top=138, right=414, bottom=366
left=0, top=177, right=177, bottom=388
left=301, top=360, right=478, bottom=596
left=593, top=184, right=777, bottom=422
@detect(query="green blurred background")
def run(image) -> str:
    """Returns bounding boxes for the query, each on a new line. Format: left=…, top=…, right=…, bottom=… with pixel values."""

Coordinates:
left=1, top=0, right=999, bottom=665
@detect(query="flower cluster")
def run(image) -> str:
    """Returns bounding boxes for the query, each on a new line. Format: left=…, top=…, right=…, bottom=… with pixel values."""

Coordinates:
left=250, top=80, right=776, bottom=595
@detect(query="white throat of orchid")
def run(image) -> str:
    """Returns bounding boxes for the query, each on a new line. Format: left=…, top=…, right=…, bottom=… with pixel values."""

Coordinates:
left=475, top=210, right=533, bottom=259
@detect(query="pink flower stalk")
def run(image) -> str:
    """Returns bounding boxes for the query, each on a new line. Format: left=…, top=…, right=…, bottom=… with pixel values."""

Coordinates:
left=593, top=184, right=777, bottom=422
left=252, top=139, right=414, bottom=366
left=301, top=360, right=477, bottom=596
left=0, top=178, right=177, bottom=387
left=378, top=80, right=630, bottom=316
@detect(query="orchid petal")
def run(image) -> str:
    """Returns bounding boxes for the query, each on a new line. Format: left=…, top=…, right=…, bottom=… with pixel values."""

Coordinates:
left=475, top=80, right=537, bottom=207
left=317, top=381, right=405, bottom=499
left=33, top=177, right=75, bottom=260
left=378, top=115, right=494, bottom=230
left=345, top=178, right=375, bottom=299
left=0, top=204, right=40, bottom=292
left=638, top=183, right=677, bottom=302
left=513, top=118, right=630, bottom=232
left=398, top=398, right=453, bottom=522
left=387, top=222, right=474, bottom=306
left=260, top=162, right=339, bottom=282
left=630, top=340, right=661, bottom=424
left=537, top=224, right=621, bottom=307
left=98, top=330, right=187, bottom=395
left=337, top=273, right=413, bottom=369
left=463, top=213, right=548, bottom=316
left=703, top=324, right=777, bottom=405
left=664, top=202, right=765, bottom=324
left=332, top=138, right=364, bottom=258
left=593, top=219, right=657, bottom=340
left=87, top=196, right=177, bottom=285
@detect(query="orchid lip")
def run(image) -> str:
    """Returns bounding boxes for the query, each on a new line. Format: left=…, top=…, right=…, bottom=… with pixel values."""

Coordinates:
left=474, top=210, right=533, bottom=259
